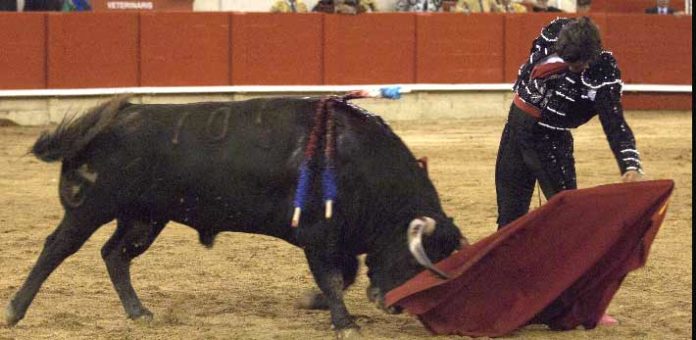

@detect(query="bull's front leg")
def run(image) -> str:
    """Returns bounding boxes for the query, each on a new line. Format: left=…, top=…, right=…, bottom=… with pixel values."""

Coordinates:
left=296, top=253, right=359, bottom=310
left=304, top=248, right=360, bottom=339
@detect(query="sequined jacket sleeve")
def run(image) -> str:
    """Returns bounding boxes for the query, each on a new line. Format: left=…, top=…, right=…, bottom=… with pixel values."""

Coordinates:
left=593, top=78, right=643, bottom=175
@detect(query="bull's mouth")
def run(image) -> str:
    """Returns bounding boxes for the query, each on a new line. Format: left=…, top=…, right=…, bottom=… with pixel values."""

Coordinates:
left=366, top=284, right=403, bottom=314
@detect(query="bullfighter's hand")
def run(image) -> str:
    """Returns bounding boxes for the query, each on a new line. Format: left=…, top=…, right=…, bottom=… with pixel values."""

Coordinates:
left=621, top=170, right=645, bottom=183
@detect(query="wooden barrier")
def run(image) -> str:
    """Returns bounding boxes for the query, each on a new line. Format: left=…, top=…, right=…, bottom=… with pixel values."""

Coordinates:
left=48, top=12, right=139, bottom=88
left=140, top=12, right=230, bottom=86
left=416, top=13, right=504, bottom=83
left=502, top=13, right=608, bottom=83
left=604, top=14, right=692, bottom=84
left=90, top=0, right=193, bottom=11
left=323, top=13, right=416, bottom=85
left=623, top=93, right=692, bottom=110
left=0, top=13, right=46, bottom=89
left=0, top=12, right=691, bottom=110
left=503, top=13, right=560, bottom=82
left=591, top=0, right=683, bottom=13
left=231, top=13, right=323, bottom=85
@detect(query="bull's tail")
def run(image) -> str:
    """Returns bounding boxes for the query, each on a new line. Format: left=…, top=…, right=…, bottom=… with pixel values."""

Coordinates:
left=31, top=95, right=131, bottom=162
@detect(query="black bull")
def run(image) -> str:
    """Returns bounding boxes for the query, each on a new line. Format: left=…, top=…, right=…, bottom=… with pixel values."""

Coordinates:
left=5, top=96, right=464, bottom=336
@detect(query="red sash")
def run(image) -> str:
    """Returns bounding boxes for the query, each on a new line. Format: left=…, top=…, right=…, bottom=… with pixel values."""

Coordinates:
left=514, top=61, right=569, bottom=119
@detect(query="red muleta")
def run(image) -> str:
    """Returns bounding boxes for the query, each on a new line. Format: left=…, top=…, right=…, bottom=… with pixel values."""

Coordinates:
left=386, top=180, right=674, bottom=337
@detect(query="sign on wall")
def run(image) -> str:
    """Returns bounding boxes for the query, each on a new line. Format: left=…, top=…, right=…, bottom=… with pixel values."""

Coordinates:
left=90, top=0, right=192, bottom=11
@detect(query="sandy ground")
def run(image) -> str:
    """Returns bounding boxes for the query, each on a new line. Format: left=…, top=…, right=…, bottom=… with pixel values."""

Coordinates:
left=0, top=109, right=691, bottom=340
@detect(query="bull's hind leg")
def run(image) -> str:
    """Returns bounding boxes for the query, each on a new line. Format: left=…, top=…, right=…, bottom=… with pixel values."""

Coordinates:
left=101, top=218, right=166, bottom=321
left=5, top=214, right=106, bottom=326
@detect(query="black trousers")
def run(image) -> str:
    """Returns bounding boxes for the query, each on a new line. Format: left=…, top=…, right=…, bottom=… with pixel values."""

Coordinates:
left=495, top=104, right=577, bottom=229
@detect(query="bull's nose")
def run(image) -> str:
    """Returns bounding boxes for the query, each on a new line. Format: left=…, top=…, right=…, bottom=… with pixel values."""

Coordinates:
left=385, top=305, right=403, bottom=315
left=4, top=301, right=20, bottom=327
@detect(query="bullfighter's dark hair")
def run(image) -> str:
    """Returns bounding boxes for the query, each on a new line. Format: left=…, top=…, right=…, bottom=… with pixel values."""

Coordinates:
left=556, top=16, right=602, bottom=64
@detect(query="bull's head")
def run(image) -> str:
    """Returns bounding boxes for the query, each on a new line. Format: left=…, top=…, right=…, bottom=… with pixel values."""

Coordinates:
left=365, top=215, right=466, bottom=313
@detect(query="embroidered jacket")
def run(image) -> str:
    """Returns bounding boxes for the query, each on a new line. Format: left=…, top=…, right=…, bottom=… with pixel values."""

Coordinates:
left=513, top=18, right=642, bottom=174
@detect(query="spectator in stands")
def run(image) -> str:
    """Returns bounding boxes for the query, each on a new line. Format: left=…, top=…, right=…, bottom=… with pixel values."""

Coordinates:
left=23, top=0, right=63, bottom=11
left=334, top=0, right=359, bottom=13
left=313, top=0, right=374, bottom=14
left=498, top=0, right=528, bottom=12
left=313, top=0, right=334, bottom=12
left=395, top=0, right=444, bottom=12
left=455, top=0, right=498, bottom=12
left=0, top=1, right=18, bottom=10
left=576, top=0, right=591, bottom=13
left=359, top=0, right=378, bottom=12
left=61, top=0, right=91, bottom=11
left=441, top=0, right=460, bottom=12
left=271, top=0, right=309, bottom=12
left=530, top=0, right=563, bottom=12
left=645, top=0, right=675, bottom=14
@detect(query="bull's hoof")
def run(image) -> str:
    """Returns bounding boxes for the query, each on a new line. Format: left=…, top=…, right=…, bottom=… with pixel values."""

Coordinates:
left=294, top=290, right=329, bottom=310
left=336, top=327, right=362, bottom=340
left=129, top=308, right=154, bottom=323
left=4, top=302, right=21, bottom=327
left=365, top=285, right=380, bottom=303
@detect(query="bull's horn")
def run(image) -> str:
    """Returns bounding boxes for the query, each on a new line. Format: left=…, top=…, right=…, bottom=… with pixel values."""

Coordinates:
left=458, top=236, right=470, bottom=250
left=407, top=217, right=450, bottom=280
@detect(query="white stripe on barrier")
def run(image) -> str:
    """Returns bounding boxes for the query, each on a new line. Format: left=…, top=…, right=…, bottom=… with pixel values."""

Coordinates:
left=0, top=84, right=690, bottom=98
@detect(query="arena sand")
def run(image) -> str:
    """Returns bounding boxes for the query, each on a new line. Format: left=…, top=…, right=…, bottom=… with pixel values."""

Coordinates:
left=0, top=111, right=691, bottom=340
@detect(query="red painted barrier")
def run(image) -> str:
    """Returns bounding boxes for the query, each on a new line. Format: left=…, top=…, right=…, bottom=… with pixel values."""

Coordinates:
left=47, top=12, right=139, bottom=88
left=140, top=12, right=230, bottom=86
left=231, top=13, right=323, bottom=85
left=503, top=13, right=560, bottom=83
left=91, top=0, right=193, bottom=11
left=416, top=14, right=504, bottom=83
left=604, top=14, right=692, bottom=84
left=591, top=0, right=681, bottom=13
left=0, top=12, right=691, bottom=110
left=503, top=13, right=610, bottom=83
left=623, top=93, right=692, bottom=110
left=324, top=13, right=416, bottom=85
left=0, top=13, right=46, bottom=89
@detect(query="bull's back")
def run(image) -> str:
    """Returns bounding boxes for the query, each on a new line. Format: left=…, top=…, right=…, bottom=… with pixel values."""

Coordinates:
left=152, top=98, right=309, bottom=178
left=105, top=98, right=316, bottom=235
